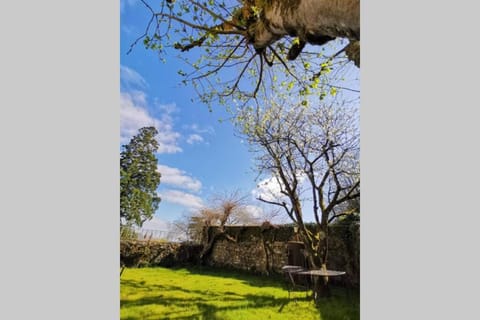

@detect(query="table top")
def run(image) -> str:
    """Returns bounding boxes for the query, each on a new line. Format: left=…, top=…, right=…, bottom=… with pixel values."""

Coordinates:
left=281, top=265, right=305, bottom=272
left=297, top=269, right=346, bottom=277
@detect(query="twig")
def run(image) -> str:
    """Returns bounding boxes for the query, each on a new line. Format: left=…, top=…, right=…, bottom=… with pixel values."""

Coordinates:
left=127, top=1, right=156, bottom=55
left=192, top=38, right=245, bottom=80
left=268, top=45, right=302, bottom=84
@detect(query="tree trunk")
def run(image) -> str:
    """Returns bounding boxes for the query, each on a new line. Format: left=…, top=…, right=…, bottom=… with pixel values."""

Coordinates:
left=318, top=264, right=332, bottom=298
left=251, top=0, right=360, bottom=64
left=199, top=228, right=219, bottom=263
left=345, top=40, right=360, bottom=67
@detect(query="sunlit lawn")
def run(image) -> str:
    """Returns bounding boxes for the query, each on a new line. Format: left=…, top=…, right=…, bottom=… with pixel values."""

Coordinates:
left=120, top=267, right=359, bottom=320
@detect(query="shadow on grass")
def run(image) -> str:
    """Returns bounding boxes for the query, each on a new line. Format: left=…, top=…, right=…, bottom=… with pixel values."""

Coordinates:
left=121, top=267, right=358, bottom=320
left=177, top=265, right=286, bottom=287
left=122, top=291, right=295, bottom=320
left=315, top=286, right=360, bottom=320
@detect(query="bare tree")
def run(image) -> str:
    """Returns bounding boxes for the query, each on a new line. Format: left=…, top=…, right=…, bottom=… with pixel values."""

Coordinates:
left=168, top=191, right=260, bottom=259
left=235, top=99, right=360, bottom=275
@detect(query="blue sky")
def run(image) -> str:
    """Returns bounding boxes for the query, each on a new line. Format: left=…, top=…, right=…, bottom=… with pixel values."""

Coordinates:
left=119, top=1, right=360, bottom=232
left=120, top=1, right=280, bottom=230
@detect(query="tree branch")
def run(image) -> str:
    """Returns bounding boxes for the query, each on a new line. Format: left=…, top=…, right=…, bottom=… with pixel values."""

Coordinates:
left=127, top=2, right=155, bottom=55
left=328, top=209, right=358, bottom=223
left=191, top=38, right=246, bottom=80
left=190, top=0, right=247, bottom=31
left=219, top=52, right=257, bottom=97
left=257, top=196, right=296, bottom=223
left=174, top=35, right=208, bottom=52
left=253, top=53, right=264, bottom=97
left=156, top=13, right=245, bottom=36
left=267, top=45, right=302, bottom=84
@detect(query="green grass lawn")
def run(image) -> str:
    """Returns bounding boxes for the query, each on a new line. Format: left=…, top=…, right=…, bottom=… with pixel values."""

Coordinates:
left=120, top=267, right=359, bottom=320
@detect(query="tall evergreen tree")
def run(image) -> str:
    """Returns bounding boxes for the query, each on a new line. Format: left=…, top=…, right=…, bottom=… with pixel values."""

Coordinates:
left=120, top=126, right=161, bottom=227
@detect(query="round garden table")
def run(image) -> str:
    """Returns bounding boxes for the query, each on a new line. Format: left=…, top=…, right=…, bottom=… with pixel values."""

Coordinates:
left=296, top=269, right=346, bottom=301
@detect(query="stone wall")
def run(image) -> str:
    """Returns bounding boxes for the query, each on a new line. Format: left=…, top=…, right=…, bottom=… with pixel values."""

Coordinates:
left=120, top=240, right=202, bottom=268
left=206, top=240, right=288, bottom=274
left=205, top=224, right=359, bottom=286
left=120, top=223, right=359, bottom=286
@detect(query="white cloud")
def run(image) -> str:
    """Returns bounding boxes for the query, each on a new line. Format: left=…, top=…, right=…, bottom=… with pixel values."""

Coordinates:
left=141, top=216, right=169, bottom=231
left=157, top=103, right=177, bottom=114
left=121, top=25, right=136, bottom=36
left=120, top=91, right=155, bottom=141
left=244, top=205, right=264, bottom=219
left=186, top=134, right=204, bottom=145
left=252, top=173, right=308, bottom=203
left=159, top=190, right=205, bottom=211
left=252, top=176, right=286, bottom=203
left=120, top=65, right=147, bottom=89
left=120, top=91, right=182, bottom=154
left=181, top=124, right=214, bottom=146
left=157, top=164, right=202, bottom=192
left=186, top=124, right=215, bottom=135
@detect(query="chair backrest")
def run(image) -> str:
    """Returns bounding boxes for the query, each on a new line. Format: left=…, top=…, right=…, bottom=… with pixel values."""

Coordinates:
left=286, top=241, right=308, bottom=268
